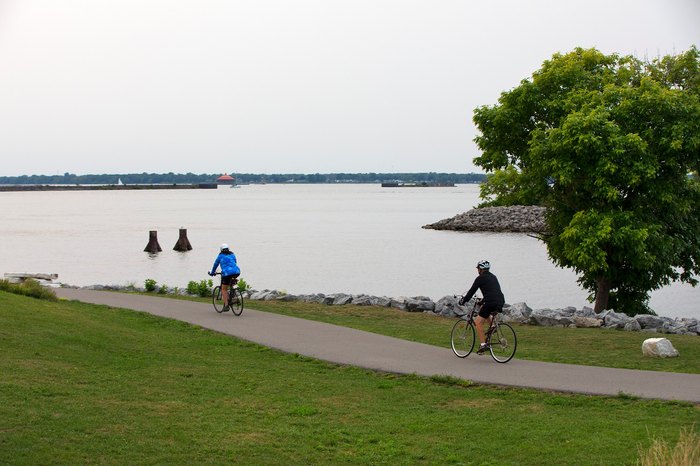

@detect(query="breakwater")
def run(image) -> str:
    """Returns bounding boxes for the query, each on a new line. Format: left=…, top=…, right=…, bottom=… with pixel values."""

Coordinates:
left=423, top=205, right=546, bottom=233
left=71, top=284, right=699, bottom=336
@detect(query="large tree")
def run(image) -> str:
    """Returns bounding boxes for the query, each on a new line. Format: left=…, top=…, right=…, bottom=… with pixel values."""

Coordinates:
left=473, top=47, right=700, bottom=314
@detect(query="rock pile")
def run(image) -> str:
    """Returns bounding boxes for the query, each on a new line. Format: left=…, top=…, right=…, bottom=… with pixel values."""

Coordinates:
left=73, top=284, right=699, bottom=336
left=246, top=290, right=699, bottom=336
left=422, top=205, right=547, bottom=233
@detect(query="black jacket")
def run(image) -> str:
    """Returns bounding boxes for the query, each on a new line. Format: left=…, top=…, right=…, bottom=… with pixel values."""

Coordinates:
left=464, top=271, right=505, bottom=306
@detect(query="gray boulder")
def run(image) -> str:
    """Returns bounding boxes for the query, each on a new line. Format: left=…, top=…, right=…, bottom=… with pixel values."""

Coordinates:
left=405, top=297, right=435, bottom=313
left=250, top=290, right=276, bottom=301
left=623, top=320, right=642, bottom=332
left=296, top=293, right=327, bottom=304
left=575, top=306, right=597, bottom=319
left=390, top=297, right=409, bottom=310
left=369, top=296, right=392, bottom=307
left=331, top=293, right=354, bottom=305
left=351, top=295, right=374, bottom=306
left=664, top=319, right=696, bottom=335
left=277, top=293, right=299, bottom=302
left=676, top=318, right=699, bottom=335
left=434, top=296, right=466, bottom=317
left=635, top=314, right=666, bottom=331
left=502, top=302, right=533, bottom=324
left=601, top=310, right=635, bottom=329
left=529, top=308, right=575, bottom=327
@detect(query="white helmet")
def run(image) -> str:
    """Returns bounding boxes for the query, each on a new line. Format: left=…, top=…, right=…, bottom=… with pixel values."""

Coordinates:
left=220, top=243, right=229, bottom=251
left=477, top=259, right=491, bottom=270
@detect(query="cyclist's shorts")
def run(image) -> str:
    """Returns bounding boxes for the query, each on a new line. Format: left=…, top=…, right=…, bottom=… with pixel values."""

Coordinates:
left=479, top=302, right=503, bottom=319
left=222, top=273, right=240, bottom=286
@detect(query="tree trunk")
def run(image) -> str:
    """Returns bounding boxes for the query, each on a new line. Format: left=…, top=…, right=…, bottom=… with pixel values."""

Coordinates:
left=594, top=276, right=611, bottom=313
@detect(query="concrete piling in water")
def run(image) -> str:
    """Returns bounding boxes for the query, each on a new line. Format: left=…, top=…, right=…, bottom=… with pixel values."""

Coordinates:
left=144, top=230, right=162, bottom=253
left=173, top=228, right=192, bottom=251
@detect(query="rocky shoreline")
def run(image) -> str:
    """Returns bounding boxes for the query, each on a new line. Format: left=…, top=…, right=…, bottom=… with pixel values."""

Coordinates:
left=422, top=205, right=547, bottom=233
left=72, top=284, right=699, bottom=336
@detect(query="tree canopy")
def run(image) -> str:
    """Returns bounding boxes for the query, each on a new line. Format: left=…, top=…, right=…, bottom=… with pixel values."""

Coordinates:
left=473, top=47, right=700, bottom=314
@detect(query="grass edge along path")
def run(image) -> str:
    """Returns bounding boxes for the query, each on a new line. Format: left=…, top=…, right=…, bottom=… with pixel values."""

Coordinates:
left=136, top=290, right=700, bottom=374
left=1, top=291, right=699, bottom=465
left=239, top=298, right=700, bottom=374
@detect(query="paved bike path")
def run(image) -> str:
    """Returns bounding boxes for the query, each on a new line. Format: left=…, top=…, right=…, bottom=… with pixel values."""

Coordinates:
left=55, top=288, right=700, bottom=403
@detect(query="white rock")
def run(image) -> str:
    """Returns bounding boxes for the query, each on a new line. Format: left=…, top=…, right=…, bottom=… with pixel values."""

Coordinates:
left=641, top=338, right=679, bottom=358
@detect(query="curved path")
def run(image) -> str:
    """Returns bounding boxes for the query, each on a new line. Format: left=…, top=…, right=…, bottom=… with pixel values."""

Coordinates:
left=56, top=288, right=700, bottom=403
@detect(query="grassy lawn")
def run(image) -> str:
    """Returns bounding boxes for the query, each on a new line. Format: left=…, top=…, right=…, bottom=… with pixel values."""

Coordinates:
left=1, top=291, right=698, bottom=465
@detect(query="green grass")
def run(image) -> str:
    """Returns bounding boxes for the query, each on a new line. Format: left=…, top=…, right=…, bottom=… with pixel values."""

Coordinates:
left=239, top=299, right=700, bottom=374
left=0, top=278, right=58, bottom=301
left=1, top=291, right=699, bottom=465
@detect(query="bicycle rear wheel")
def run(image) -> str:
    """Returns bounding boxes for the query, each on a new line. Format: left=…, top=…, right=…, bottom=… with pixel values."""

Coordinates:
left=451, top=319, right=475, bottom=358
left=229, top=288, right=244, bottom=316
left=489, top=322, right=517, bottom=363
left=212, top=286, right=225, bottom=313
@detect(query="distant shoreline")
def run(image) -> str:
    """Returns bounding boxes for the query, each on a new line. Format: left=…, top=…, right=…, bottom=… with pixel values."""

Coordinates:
left=0, top=183, right=217, bottom=192
left=0, top=172, right=488, bottom=186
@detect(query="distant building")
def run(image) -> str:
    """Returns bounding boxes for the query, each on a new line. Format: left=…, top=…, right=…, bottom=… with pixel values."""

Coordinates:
left=216, top=173, right=235, bottom=185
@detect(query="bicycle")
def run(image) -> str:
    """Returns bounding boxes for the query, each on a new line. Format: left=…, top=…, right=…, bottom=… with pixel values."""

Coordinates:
left=450, top=297, right=517, bottom=363
left=211, top=272, right=244, bottom=316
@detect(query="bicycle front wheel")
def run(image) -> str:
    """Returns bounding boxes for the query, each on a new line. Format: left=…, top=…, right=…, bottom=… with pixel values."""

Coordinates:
left=489, top=322, right=517, bottom=363
left=451, top=319, right=475, bottom=358
left=229, top=288, right=244, bottom=316
left=212, top=286, right=225, bottom=313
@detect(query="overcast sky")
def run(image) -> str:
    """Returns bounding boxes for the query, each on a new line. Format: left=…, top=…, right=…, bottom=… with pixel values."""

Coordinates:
left=0, top=0, right=698, bottom=176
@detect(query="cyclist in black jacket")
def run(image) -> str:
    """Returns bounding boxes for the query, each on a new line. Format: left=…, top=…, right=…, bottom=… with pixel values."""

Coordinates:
left=459, top=260, right=505, bottom=354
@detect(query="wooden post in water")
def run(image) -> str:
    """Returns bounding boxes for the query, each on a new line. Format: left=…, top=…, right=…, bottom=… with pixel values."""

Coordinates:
left=144, top=230, right=162, bottom=253
left=173, top=228, right=193, bottom=251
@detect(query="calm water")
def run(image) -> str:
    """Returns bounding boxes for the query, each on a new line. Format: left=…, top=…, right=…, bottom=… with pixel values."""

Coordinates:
left=1, top=184, right=697, bottom=319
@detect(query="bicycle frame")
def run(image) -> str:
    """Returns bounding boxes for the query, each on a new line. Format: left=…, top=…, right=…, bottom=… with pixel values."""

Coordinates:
left=211, top=272, right=244, bottom=316
left=451, top=297, right=517, bottom=363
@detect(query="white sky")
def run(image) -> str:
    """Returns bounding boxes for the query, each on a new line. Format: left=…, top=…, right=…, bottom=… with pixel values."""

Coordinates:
left=0, top=0, right=698, bottom=176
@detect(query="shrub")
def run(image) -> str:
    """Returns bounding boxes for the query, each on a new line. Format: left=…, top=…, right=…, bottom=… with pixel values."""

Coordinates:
left=157, top=284, right=169, bottom=295
left=237, top=278, right=251, bottom=292
left=0, top=279, right=58, bottom=301
left=144, top=279, right=157, bottom=292
left=187, top=279, right=213, bottom=297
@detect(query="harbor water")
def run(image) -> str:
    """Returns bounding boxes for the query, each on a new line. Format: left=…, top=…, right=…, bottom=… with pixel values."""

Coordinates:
left=1, top=184, right=697, bottom=319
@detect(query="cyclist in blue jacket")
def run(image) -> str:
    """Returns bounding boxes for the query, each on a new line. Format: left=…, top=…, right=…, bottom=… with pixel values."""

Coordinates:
left=208, top=243, right=241, bottom=311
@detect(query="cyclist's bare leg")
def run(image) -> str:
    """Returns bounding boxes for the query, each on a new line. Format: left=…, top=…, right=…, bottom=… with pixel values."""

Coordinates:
left=222, top=284, right=229, bottom=307
left=475, top=315, right=492, bottom=345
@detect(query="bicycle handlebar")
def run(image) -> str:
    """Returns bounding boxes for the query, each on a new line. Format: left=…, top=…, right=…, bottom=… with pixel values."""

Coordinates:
left=454, top=295, right=483, bottom=304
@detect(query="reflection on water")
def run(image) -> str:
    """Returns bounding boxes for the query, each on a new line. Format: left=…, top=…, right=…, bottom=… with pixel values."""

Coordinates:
left=0, top=184, right=697, bottom=319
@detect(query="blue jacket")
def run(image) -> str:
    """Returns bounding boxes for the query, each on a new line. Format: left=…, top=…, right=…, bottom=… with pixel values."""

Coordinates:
left=211, top=251, right=240, bottom=276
